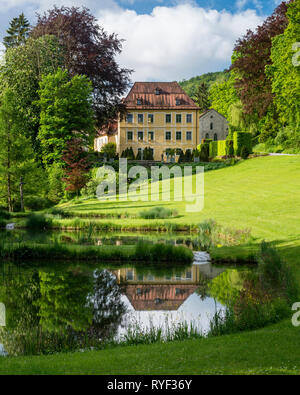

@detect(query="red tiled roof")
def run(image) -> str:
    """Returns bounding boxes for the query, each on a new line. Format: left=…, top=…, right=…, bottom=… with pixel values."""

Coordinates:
left=125, top=284, right=198, bottom=311
left=124, top=82, right=199, bottom=110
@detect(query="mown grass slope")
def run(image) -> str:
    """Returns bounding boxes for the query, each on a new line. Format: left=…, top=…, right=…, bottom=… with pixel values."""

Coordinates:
left=1, top=320, right=299, bottom=375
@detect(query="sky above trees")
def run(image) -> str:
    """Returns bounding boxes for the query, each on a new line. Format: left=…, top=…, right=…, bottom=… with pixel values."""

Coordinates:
left=0, top=1, right=281, bottom=81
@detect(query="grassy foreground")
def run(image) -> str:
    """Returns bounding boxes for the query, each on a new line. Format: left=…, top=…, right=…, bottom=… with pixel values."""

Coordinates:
left=1, top=320, right=299, bottom=375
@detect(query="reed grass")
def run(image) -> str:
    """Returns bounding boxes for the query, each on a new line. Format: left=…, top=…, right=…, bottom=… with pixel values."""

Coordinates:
left=0, top=239, right=193, bottom=264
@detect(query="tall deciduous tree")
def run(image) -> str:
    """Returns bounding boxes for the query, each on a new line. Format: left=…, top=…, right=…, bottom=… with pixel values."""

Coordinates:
left=31, top=6, right=132, bottom=126
left=0, top=35, right=64, bottom=153
left=231, top=1, right=290, bottom=118
left=62, top=139, right=90, bottom=195
left=36, top=68, right=94, bottom=167
left=0, top=89, right=42, bottom=211
left=267, top=0, right=300, bottom=131
left=3, top=13, right=30, bottom=49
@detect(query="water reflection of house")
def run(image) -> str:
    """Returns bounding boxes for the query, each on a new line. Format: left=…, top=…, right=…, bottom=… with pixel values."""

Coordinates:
left=113, top=264, right=224, bottom=312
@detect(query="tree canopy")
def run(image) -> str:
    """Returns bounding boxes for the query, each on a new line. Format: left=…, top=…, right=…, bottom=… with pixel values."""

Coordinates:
left=31, top=6, right=132, bottom=126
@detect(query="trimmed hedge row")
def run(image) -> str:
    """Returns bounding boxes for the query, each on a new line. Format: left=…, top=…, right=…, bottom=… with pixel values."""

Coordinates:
left=233, top=132, right=252, bottom=157
left=209, top=132, right=252, bottom=158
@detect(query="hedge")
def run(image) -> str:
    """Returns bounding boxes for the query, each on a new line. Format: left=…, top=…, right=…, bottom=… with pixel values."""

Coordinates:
left=233, top=132, right=252, bottom=156
left=209, top=132, right=252, bottom=158
left=209, top=140, right=231, bottom=157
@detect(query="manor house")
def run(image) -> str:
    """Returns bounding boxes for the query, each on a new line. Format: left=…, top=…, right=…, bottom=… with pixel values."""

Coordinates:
left=94, top=82, right=228, bottom=161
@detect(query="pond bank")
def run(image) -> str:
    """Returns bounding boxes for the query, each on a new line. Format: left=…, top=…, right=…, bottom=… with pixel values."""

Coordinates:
left=0, top=241, right=194, bottom=264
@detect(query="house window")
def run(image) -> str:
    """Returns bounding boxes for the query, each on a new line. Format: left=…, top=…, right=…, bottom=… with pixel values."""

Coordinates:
left=186, top=114, right=192, bottom=123
left=185, top=271, right=192, bottom=280
left=155, top=88, right=160, bottom=95
left=176, top=98, right=181, bottom=106
left=148, top=114, right=154, bottom=124
left=205, top=133, right=209, bottom=139
left=176, top=114, right=182, bottom=123
left=166, top=114, right=171, bottom=123
left=176, top=131, right=182, bottom=141
left=186, top=131, right=192, bottom=141
left=127, top=113, right=133, bottom=123
left=138, top=131, right=144, bottom=141
left=137, top=98, right=142, bottom=105
left=126, top=270, right=133, bottom=280
left=127, top=131, right=133, bottom=141
left=210, top=122, right=213, bottom=130
left=148, top=131, right=154, bottom=141
left=138, top=114, right=144, bottom=124
left=214, top=133, right=218, bottom=141
left=165, top=131, right=171, bottom=141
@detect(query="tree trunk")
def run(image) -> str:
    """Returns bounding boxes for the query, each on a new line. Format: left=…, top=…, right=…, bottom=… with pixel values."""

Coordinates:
left=20, top=177, right=24, bottom=212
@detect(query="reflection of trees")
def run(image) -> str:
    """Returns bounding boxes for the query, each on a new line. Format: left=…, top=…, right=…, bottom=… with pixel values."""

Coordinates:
left=87, top=269, right=127, bottom=340
left=0, top=266, right=40, bottom=330
left=208, top=270, right=244, bottom=305
left=195, top=272, right=210, bottom=300
left=0, top=265, right=41, bottom=355
left=38, top=268, right=93, bottom=333
left=0, top=266, right=127, bottom=355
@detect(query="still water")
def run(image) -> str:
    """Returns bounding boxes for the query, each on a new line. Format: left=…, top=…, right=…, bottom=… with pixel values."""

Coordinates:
left=0, top=229, right=246, bottom=356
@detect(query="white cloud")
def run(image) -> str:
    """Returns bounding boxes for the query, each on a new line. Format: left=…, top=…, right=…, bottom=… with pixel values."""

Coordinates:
left=236, top=0, right=248, bottom=10
left=97, top=3, right=264, bottom=81
left=0, top=0, right=121, bottom=15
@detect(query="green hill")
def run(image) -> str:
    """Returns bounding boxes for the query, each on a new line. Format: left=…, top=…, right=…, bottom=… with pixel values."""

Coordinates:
left=179, top=71, right=228, bottom=97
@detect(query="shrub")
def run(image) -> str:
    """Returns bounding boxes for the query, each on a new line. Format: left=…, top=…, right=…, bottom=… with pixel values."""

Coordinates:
left=101, top=142, right=116, bottom=160
left=226, top=139, right=234, bottom=157
left=240, top=145, right=250, bottom=159
left=233, top=132, right=252, bottom=156
left=0, top=209, right=10, bottom=220
left=25, top=214, right=52, bottom=230
left=24, top=196, right=53, bottom=211
left=184, top=149, right=192, bottom=162
left=139, top=207, right=177, bottom=219
left=198, top=143, right=209, bottom=162
left=121, top=147, right=135, bottom=160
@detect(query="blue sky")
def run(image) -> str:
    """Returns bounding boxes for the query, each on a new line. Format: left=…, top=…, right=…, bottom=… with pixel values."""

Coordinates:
left=0, top=0, right=281, bottom=81
left=118, top=0, right=277, bottom=15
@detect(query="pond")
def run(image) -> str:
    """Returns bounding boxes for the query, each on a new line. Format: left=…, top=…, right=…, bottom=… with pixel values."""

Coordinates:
left=0, top=229, right=249, bottom=356
left=0, top=255, right=246, bottom=356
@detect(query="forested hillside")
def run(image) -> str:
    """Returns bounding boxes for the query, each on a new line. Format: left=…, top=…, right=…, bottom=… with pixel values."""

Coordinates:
left=179, top=71, right=228, bottom=97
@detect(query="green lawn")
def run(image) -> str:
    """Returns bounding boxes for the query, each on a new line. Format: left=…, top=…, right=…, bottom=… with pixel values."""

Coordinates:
left=1, top=320, right=300, bottom=375
left=59, top=156, right=300, bottom=276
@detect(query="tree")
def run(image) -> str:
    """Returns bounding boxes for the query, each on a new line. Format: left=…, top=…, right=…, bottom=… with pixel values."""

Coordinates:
left=62, top=138, right=90, bottom=195
left=0, top=35, right=64, bottom=153
left=3, top=13, right=30, bottom=49
left=31, top=6, right=132, bottom=126
left=230, top=2, right=290, bottom=118
left=193, top=82, right=211, bottom=112
left=36, top=68, right=94, bottom=167
left=209, top=73, right=239, bottom=120
left=267, top=0, right=300, bottom=132
left=0, top=89, right=43, bottom=211
left=101, top=142, right=116, bottom=160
